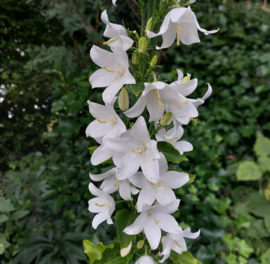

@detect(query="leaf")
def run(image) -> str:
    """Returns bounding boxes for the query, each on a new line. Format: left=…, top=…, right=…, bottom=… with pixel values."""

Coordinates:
left=254, top=133, right=270, bottom=157
left=236, top=161, right=262, bottom=181
left=115, top=209, right=138, bottom=249
left=11, top=210, right=30, bottom=220
left=170, top=251, right=200, bottom=264
left=224, top=253, right=238, bottom=264
left=188, top=174, right=196, bottom=184
left=264, top=216, right=270, bottom=234
left=0, top=233, right=10, bottom=254
left=0, top=215, right=9, bottom=224
left=262, top=248, right=270, bottom=264
left=238, top=239, right=253, bottom=258
left=258, top=156, right=270, bottom=172
left=246, top=192, right=270, bottom=218
left=88, top=146, right=98, bottom=155
left=0, top=197, right=15, bottom=213
left=51, top=100, right=65, bottom=113
left=92, top=241, right=128, bottom=264
left=125, top=82, right=145, bottom=97
left=83, top=240, right=113, bottom=264
left=157, top=142, right=188, bottom=164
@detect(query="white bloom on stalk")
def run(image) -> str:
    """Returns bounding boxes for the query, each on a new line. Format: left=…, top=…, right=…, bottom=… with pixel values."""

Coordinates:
left=106, top=116, right=160, bottom=183
left=88, top=183, right=115, bottom=229
left=130, top=153, right=189, bottom=212
left=147, top=7, right=219, bottom=49
left=135, top=256, right=156, bottom=264
left=156, top=127, right=193, bottom=155
left=124, top=200, right=182, bottom=250
left=90, top=168, right=139, bottom=201
left=112, top=0, right=117, bottom=5
left=101, top=10, right=133, bottom=51
left=159, top=228, right=200, bottom=263
left=85, top=99, right=126, bottom=144
left=90, top=137, right=113, bottom=166
left=89, top=45, right=135, bottom=104
left=125, top=79, right=198, bottom=124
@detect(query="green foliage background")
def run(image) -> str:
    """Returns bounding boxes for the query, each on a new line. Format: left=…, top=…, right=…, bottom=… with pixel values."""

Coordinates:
left=0, top=0, right=270, bottom=263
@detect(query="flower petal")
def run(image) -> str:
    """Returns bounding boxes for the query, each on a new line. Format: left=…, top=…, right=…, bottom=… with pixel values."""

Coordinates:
left=137, top=182, right=156, bottom=212
left=141, top=157, right=159, bottom=183
left=89, top=69, right=116, bottom=88
left=124, top=212, right=147, bottom=235
left=92, top=211, right=109, bottom=229
left=90, top=167, right=117, bottom=182
left=125, top=95, right=147, bottom=118
left=163, top=171, right=189, bottom=189
left=144, top=217, right=161, bottom=250
left=156, top=212, right=182, bottom=234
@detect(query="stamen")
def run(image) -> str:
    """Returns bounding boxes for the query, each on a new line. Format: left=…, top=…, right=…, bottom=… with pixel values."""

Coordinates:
left=152, top=89, right=164, bottom=109
left=95, top=203, right=106, bottom=207
left=179, top=94, right=188, bottom=105
left=101, top=66, right=125, bottom=81
left=175, top=241, right=184, bottom=249
left=131, top=144, right=146, bottom=156
left=191, top=118, right=198, bottom=123
left=96, top=118, right=108, bottom=124
left=168, top=137, right=178, bottom=143
left=103, top=37, right=119, bottom=45
left=114, top=180, right=119, bottom=187
left=177, top=23, right=182, bottom=46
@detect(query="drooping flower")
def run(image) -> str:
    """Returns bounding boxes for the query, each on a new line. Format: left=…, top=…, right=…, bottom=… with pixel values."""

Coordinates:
left=89, top=45, right=135, bottom=104
left=105, top=116, right=160, bottom=183
left=101, top=10, right=133, bottom=51
left=156, top=127, right=193, bottom=155
left=147, top=6, right=219, bottom=49
left=129, top=153, right=189, bottom=212
left=90, top=167, right=139, bottom=201
left=112, top=0, right=117, bottom=5
left=159, top=228, right=200, bottom=263
left=135, top=255, right=156, bottom=264
left=88, top=183, right=115, bottom=229
left=124, top=200, right=182, bottom=250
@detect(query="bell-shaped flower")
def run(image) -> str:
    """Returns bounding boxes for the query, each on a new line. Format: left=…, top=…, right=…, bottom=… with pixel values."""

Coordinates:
left=130, top=153, right=189, bottom=212
left=147, top=6, right=218, bottom=49
left=88, top=183, right=115, bottom=229
left=89, top=45, right=135, bottom=104
left=101, top=10, right=133, bottom=51
left=112, top=0, right=117, bottom=5
left=105, top=116, right=160, bottom=183
left=85, top=99, right=126, bottom=144
left=135, top=256, right=156, bottom=264
left=125, top=80, right=198, bottom=123
left=156, top=127, right=193, bottom=155
left=159, top=228, right=200, bottom=263
left=90, top=168, right=139, bottom=201
left=124, top=200, right=182, bottom=250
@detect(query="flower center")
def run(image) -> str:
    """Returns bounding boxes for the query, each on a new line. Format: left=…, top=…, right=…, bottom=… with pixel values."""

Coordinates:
left=102, top=65, right=125, bottom=81
left=95, top=202, right=112, bottom=209
left=131, top=144, right=146, bottom=156
left=179, top=93, right=188, bottom=105
left=152, top=89, right=164, bottom=109
left=177, top=23, right=182, bottom=46
left=175, top=241, right=185, bottom=249
left=147, top=209, right=159, bottom=225
left=96, top=116, right=118, bottom=128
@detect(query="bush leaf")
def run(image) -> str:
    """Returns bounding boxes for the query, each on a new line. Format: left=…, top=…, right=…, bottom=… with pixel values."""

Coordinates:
left=236, top=161, right=262, bottom=181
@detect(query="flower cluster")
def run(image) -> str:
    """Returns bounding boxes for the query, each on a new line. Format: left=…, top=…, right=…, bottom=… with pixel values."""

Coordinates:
left=86, top=1, right=218, bottom=262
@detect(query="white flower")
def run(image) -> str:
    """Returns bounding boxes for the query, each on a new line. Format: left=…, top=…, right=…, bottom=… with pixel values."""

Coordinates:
left=124, top=200, right=182, bottom=250
left=106, top=116, right=160, bottom=183
left=112, top=0, right=117, bottom=5
left=130, top=153, right=189, bottom=212
left=90, top=168, right=139, bottom=201
left=147, top=7, right=219, bottom=49
left=159, top=228, right=200, bottom=263
left=125, top=80, right=198, bottom=123
left=120, top=242, right=132, bottom=257
left=156, top=127, right=193, bottom=155
left=88, top=183, right=115, bottom=229
left=101, top=10, right=133, bottom=51
left=89, top=45, right=135, bottom=104
left=135, top=256, right=156, bottom=264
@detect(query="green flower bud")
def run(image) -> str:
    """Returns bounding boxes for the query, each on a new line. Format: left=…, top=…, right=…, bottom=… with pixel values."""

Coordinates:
left=120, top=242, right=132, bottom=257
left=118, top=87, right=129, bottom=111
left=160, top=112, right=172, bottom=126
left=146, top=17, right=153, bottom=31
left=138, top=37, right=147, bottom=53
left=137, top=240, right=144, bottom=249
left=180, top=75, right=191, bottom=84
left=150, top=55, right=158, bottom=67
left=132, top=51, right=138, bottom=65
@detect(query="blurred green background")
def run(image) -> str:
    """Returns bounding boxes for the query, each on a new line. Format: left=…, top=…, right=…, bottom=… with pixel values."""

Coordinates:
left=0, top=0, right=270, bottom=263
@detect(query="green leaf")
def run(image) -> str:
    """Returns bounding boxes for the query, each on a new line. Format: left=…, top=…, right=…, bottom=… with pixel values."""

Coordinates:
left=0, top=215, right=9, bottom=224
left=0, top=233, right=10, bottom=255
left=188, top=174, right=196, bottom=184
left=170, top=251, right=200, bottom=264
left=236, top=161, right=262, bottom=181
left=264, top=216, right=270, bottom=234
left=254, top=133, right=270, bottom=157
left=238, top=256, right=248, bottom=264
left=125, top=82, right=145, bottom=97
left=258, top=156, right=270, bottom=172
left=224, top=253, right=238, bottom=264
left=11, top=210, right=30, bottom=220
left=262, top=248, right=270, bottom=264
left=88, top=146, right=98, bottom=155
left=115, top=209, right=138, bottom=249
left=246, top=192, right=270, bottom=218
left=0, top=197, right=15, bottom=213
left=157, top=142, right=188, bottom=164
left=238, top=239, right=253, bottom=258
left=83, top=240, right=113, bottom=264
left=92, top=241, right=128, bottom=264
left=51, top=99, right=65, bottom=113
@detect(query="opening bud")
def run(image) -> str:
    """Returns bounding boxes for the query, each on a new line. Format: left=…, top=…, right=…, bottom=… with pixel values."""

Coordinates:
left=137, top=240, right=145, bottom=249
left=132, top=51, right=139, bottom=65
left=120, top=242, right=132, bottom=257
left=146, top=17, right=153, bottom=31
left=150, top=55, right=158, bottom=67
left=160, top=112, right=172, bottom=126
left=180, top=74, right=191, bottom=84
left=138, top=37, right=147, bottom=53
left=118, top=87, right=129, bottom=112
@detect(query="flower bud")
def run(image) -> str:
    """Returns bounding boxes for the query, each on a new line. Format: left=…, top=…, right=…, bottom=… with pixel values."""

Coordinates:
left=150, top=55, right=158, bottom=67
left=137, top=240, right=144, bottom=249
left=138, top=37, right=147, bottom=53
left=132, top=51, right=139, bottom=65
left=180, top=74, right=191, bottom=84
left=120, top=242, right=132, bottom=257
left=160, top=112, right=172, bottom=126
left=146, top=17, right=153, bottom=31
left=118, top=87, right=129, bottom=111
